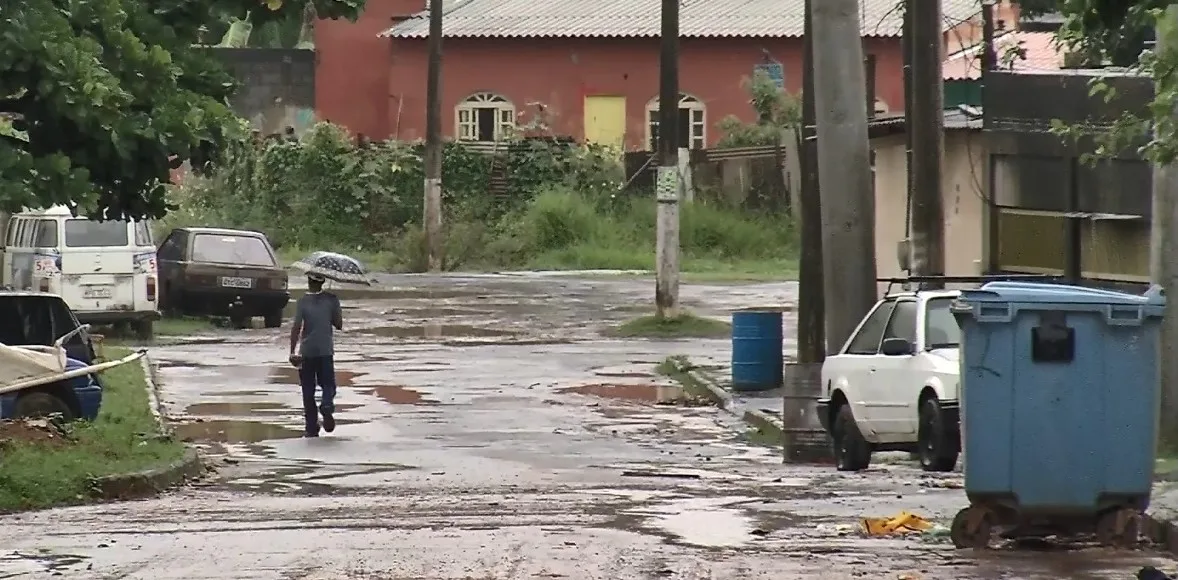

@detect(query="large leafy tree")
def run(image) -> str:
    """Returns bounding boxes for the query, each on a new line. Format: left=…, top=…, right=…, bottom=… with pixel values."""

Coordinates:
left=0, top=0, right=362, bottom=220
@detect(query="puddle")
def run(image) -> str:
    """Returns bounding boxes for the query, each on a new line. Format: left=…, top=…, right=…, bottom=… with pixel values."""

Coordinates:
left=558, top=383, right=684, bottom=404
left=268, top=366, right=363, bottom=386
left=628, top=497, right=758, bottom=548
left=184, top=401, right=288, bottom=416
left=174, top=420, right=303, bottom=443
left=361, top=324, right=517, bottom=338
left=365, top=385, right=437, bottom=405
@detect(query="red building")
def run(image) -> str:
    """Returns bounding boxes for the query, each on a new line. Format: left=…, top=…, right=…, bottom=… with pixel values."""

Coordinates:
left=315, top=0, right=991, bottom=150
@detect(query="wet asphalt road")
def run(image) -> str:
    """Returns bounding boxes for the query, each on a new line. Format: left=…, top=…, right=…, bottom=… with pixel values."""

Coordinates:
left=0, top=273, right=1174, bottom=579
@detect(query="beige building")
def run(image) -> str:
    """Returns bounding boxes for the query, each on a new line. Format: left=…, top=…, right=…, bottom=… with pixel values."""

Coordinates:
left=869, top=108, right=1151, bottom=284
left=870, top=109, right=988, bottom=280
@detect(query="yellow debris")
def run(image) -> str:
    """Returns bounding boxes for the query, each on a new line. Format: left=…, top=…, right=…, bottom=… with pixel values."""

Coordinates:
left=861, top=511, right=934, bottom=536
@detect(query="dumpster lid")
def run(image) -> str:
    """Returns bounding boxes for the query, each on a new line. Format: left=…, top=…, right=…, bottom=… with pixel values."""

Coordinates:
left=960, top=281, right=1165, bottom=306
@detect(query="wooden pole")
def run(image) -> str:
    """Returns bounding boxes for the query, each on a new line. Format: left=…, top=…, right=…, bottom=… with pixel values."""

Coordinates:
left=908, top=0, right=946, bottom=287
left=423, top=0, right=444, bottom=272
left=1151, top=5, right=1178, bottom=450
left=655, top=0, right=681, bottom=319
left=797, top=0, right=825, bottom=363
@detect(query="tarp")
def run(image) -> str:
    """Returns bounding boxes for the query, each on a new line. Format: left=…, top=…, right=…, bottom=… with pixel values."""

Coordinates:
left=0, top=343, right=67, bottom=387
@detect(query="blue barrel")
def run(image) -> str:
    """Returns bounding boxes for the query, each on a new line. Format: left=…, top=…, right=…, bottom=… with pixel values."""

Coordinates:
left=730, top=308, right=784, bottom=392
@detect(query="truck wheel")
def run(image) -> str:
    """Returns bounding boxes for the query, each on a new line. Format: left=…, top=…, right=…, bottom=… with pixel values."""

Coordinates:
left=918, top=398, right=958, bottom=472
left=133, top=320, right=154, bottom=341
left=14, top=388, right=77, bottom=421
left=263, top=309, right=284, bottom=329
left=832, top=404, right=872, bottom=471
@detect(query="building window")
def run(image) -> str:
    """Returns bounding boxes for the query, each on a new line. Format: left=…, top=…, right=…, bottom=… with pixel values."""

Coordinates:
left=646, top=94, right=706, bottom=151
left=455, top=93, right=516, bottom=142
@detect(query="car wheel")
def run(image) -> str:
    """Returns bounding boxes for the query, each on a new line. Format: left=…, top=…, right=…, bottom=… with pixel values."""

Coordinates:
left=918, top=398, right=959, bottom=472
left=14, top=388, right=77, bottom=421
left=133, top=320, right=154, bottom=341
left=263, top=310, right=284, bottom=329
left=832, top=404, right=871, bottom=472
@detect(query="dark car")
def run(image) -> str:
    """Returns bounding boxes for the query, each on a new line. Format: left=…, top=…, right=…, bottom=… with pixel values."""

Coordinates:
left=0, top=290, right=103, bottom=420
left=157, top=227, right=290, bottom=329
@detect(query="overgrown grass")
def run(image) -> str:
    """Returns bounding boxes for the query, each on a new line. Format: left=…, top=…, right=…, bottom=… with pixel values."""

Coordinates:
left=0, top=348, right=186, bottom=512
left=609, top=313, right=732, bottom=339
left=163, top=185, right=799, bottom=280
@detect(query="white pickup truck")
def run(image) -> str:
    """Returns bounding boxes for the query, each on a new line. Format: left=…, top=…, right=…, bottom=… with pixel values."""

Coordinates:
left=816, top=289, right=962, bottom=472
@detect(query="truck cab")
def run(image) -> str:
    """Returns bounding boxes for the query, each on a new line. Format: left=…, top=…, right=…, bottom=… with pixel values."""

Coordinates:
left=817, top=289, right=962, bottom=473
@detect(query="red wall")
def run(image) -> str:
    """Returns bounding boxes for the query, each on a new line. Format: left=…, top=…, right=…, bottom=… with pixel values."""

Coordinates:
left=318, top=29, right=905, bottom=148
left=314, top=0, right=426, bottom=139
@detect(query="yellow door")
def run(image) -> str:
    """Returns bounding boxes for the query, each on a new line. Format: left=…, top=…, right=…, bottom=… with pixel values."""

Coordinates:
left=583, top=96, right=626, bottom=148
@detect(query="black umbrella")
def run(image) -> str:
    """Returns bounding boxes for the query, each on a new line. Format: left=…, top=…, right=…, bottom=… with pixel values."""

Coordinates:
left=290, top=251, right=371, bottom=285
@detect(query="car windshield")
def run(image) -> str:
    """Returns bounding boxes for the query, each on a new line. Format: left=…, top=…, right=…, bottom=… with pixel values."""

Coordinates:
left=925, top=297, right=961, bottom=349
left=192, top=234, right=276, bottom=267
left=64, top=219, right=129, bottom=248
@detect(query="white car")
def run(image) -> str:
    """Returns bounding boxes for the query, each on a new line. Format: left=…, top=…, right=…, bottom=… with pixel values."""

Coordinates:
left=816, top=289, right=962, bottom=472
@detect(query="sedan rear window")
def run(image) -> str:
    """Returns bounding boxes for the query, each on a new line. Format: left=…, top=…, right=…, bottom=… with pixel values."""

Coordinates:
left=192, top=234, right=276, bottom=267
left=64, top=219, right=129, bottom=248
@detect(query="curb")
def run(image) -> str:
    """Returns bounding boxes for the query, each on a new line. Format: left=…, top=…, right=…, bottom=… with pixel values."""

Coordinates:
left=682, top=367, right=734, bottom=411
left=90, top=448, right=204, bottom=500
left=1145, top=514, right=1178, bottom=553
left=88, top=353, right=204, bottom=500
left=742, top=408, right=786, bottom=441
left=680, top=363, right=788, bottom=435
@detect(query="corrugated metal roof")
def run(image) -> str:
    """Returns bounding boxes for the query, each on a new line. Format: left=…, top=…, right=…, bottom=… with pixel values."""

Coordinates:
left=382, top=0, right=983, bottom=39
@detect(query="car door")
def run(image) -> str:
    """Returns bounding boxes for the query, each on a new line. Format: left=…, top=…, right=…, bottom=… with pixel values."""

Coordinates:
left=837, top=299, right=897, bottom=432
left=871, top=299, right=920, bottom=438
left=156, top=231, right=185, bottom=295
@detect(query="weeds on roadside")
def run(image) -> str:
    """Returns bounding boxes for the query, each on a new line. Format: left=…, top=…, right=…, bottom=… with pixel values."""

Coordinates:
left=0, top=348, right=185, bottom=512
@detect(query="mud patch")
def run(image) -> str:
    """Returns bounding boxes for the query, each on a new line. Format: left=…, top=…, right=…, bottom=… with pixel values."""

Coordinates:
left=364, top=385, right=437, bottom=405
left=174, top=419, right=303, bottom=443
left=558, top=383, right=684, bottom=405
left=184, top=401, right=288, bottom=416
left=268, top=366, right=363, bottom=386
left=383, top=307, right=488, bottom=318
left=0, top=419, right=72, bottom=448
left=361, top=324, right=517, bottom=339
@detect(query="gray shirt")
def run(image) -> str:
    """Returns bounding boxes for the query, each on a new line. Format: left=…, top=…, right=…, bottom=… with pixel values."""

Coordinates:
left=293, top=292, right=342, bottom=357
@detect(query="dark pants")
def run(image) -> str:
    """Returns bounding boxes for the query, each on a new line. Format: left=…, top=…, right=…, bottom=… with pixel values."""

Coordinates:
left=298, top=356, right=337, bottom=434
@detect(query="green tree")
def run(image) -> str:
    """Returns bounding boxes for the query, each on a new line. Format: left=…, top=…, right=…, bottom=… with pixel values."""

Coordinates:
left=0, top=0, right=363, bottom=220
left=716, top=70, right=801, bottom=148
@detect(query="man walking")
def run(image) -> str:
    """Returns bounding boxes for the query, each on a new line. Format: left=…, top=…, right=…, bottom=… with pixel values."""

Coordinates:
left=289, top=273, right=343, bottom=437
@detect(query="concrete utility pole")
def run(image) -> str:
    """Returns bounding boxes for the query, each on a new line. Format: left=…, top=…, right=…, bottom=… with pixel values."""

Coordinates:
left=908, top=0, right=946, bottom=286
left=1151, top=5, right=1178, bottom=450
left=809, top=0, right=877, bottom=352
left=422, top=0, right=444, bottom=272
left=655, top=0, right=681, bottom=319
left=796, top=0, right=825, bottom=363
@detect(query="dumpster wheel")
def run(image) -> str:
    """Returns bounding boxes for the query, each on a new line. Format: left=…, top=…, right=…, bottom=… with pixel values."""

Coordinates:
left=950, top=506, right=993, bottom=549
left=1096, top=507, right=1141, bottom=548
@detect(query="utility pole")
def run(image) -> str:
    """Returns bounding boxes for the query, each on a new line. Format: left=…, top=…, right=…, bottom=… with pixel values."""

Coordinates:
left=908, top=0, right=945, bottom=287
left=422, top=0, right=444, bottom=272
left=655, top=0, right=681, bottom=319
left=1151, top=5, right=1178, bottom=450
left=796, top=0, right=825, bottom=363
left=810, top=0, right=877, bottom=352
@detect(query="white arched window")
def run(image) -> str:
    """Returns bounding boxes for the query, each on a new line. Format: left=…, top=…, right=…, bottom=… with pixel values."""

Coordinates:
left=646, top=94, right=706, bottom=151
left=455, top=93, right=515, bottom=142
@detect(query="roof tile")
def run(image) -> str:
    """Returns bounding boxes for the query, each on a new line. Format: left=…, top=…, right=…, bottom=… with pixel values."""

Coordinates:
left=382, top=0, right=983, bottom=39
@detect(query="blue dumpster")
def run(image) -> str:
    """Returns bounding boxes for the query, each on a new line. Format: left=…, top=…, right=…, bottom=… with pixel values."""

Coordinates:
left=948, top=281, right=1164, bottom=549
left=731, top=308, right=784, bottom=392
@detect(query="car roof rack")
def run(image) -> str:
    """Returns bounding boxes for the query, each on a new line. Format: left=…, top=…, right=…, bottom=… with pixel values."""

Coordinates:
left=877, top=274, right=1061, bottom=296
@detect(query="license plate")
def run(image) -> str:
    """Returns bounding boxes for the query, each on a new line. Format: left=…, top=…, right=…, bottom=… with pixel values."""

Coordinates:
left=220, top=277, right=254, bottom=289
left=83, top=286, right=113, bottom=299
